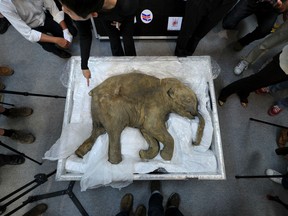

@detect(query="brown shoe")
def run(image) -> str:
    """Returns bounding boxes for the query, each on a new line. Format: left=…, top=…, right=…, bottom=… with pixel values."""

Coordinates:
left=278, top=129, right=288, bottom=148
left=120, top=193, right=133, bottom=213
left=2, top=107, right=33, bottom=118
left=9, top=130, right=35, bottom=144
left=0, top=67, right=13, bottom=76
left=23, top=203, right=48, bottom=216
left=135, top=204, right=146, bottom=216
left=166, top=193, right=180, bottom=209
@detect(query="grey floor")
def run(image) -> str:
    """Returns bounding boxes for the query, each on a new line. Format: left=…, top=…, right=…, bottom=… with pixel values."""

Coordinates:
left=0, top=16, right=288, bottom=216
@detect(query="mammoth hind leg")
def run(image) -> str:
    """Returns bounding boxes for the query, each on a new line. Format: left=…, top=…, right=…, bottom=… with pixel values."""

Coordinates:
left=139, top=130, right=160, bottom=160
left=75, top=126, right=106, bottom=158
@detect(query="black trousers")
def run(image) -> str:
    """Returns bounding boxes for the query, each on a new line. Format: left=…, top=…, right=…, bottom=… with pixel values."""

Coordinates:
left=101, top=16, right=136, bottom=56
left=33, top=12, right=77, bottom=54
left=219, top=52, right=288, bottom=102
left=175, top=0, right=237, bottom=56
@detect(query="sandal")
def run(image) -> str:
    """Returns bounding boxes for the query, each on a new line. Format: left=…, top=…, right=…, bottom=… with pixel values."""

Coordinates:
left=0, top=154, right=25, bottom=166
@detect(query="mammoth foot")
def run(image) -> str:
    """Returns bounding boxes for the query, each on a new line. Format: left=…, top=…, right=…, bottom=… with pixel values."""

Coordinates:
left=139, top=148, right=159, bottom=160
left=160, top=149, right=173, bottom=161
left=75, top=142, right=93, bottom=158
left=108, top=155, right=122, bottom=164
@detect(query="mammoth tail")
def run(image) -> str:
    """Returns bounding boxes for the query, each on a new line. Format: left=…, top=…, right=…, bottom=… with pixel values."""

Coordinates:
left=193, top=113, right=205, bottom=146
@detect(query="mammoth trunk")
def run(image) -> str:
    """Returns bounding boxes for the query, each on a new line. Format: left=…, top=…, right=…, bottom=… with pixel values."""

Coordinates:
left=193, top=113, right=205, bottom=146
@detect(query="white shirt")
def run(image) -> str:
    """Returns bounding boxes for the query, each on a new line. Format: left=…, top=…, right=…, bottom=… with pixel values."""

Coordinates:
left=280, top=44, right=288, bottom=75
left=0, top=0, right=64, bottom=42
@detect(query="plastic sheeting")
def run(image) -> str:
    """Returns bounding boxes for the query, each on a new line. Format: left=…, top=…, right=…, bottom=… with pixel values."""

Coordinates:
left=44, top=56, right=218, bottom=191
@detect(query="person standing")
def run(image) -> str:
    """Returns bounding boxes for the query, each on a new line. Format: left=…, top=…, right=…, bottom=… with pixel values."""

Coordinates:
left=174, top=0, right=237, bottom=57
left=60, top=0, right=138, bottom=86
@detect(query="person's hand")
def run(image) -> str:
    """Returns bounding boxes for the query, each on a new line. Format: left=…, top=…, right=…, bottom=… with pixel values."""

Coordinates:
left=56, top=37, right=70, bottom=49
left=111, top=21, right=121, bottom=30
left=82, top=69, right=91, bottom=86
left=63, top=29, right=73, bottom=42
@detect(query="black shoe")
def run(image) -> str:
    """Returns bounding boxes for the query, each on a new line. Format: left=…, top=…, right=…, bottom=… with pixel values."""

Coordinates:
left=0, top=17, right=10, bottom=34
left=53, top=48, right=71, bottom=59
left=23, top=203, right=48, bottom=216
left=150, top=180, right=161, bottom=193
left=166, top=192, right=180, bottom=209
left=0, top=154, right=25, bottom=166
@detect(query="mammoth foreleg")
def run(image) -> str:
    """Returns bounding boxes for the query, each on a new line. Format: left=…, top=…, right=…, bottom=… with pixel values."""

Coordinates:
left=139, top=130, right=160, bottom=160
left=75, top=125, right=105, bottom=158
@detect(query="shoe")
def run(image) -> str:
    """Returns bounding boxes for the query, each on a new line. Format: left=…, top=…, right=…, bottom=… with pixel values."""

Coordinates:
left=268, top=105, right=283, bottom=116
left=265, top=169, right=283, bottom=184
left=0, top=17, right=10, bottom=34
left=233, top=41, right=244, bottom=51
left=240, top=98, right=248, bottom=108
left=218, top=99, right=225, bottom=106
left=120, top=193, right=133, bottom=213
left=0, top=154, right=25, bottom=166
left=135, top=204, right=146, bottom=216
left=277, top=129, right=288, bottom=148
left=9, top=130, right=35, bottom=144
left=23, top=203, right=48, bottom=216
left=255, top=87, right=270, bottom=94
left=0, top=66, right=14, bottom=76
left=2, top=107, right=33, bottom=118
left=53, top=48, right=71, bottom=59
left=150, top=180, right=161, bottom=194
left=234, top=60, right=249, bottom=75
left=166, top=192, right=180, bottom=209
left=0, top=82, right=5, bottom=90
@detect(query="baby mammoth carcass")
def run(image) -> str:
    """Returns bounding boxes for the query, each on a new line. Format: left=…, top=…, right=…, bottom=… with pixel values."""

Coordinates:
left=75, top=72, right=205, bottom=164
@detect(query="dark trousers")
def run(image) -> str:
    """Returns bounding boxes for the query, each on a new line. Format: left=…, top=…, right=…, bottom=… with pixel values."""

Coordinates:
left=101, top=16, right=136, bottom=56
left=222, top=0, right=278, bottom=46
left=219, top=52, right=288, bottom=102
left=33, top=12, right=77, bottom=54
left=175, top=0, right=237, bottom=56
left=148, top=193, right=184, bottom=216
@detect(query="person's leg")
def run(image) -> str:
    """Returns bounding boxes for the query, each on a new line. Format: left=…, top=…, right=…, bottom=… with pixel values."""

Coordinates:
left=34, top=14, right=71, bottom=58
left=175, top=0, right=207, bottom=56
left=120, top=16, right=136, bottom=56
left=244, top=20, right=288, bottom=64
left=148, top=181, right=164, bottom=216
left=219, top=53, right=288, bottom=105
left=269, top=80, right=288, bottom=93
left=222, top=0, right=255, bottom=30
left=281, top=174, right=288, bottom=189
left=101, top=19, right=124, bottom=56
left=238, top=9, right=278, bottom=46
left=186, top=0, right=237, bottom=55
left=148, top=193, right=164, bottom=216
left=0, top=12, right=10, bottom=34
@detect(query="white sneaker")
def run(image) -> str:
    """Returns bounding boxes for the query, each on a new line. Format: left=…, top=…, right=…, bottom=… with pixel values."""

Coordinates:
left=265, top=169, right=283, bottom=184
left=234, top=60, right=249, bottom=75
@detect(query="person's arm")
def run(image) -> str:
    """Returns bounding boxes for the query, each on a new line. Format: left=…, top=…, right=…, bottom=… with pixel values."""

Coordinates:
left=44, top=0, right=73, bottom=42
left=75, top=20, right=93, bottom=86
left=39, top=33, right=70, bottom=48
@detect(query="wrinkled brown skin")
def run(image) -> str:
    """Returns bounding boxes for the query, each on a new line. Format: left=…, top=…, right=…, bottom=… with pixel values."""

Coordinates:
left=75, top=72, right=205, bottom=164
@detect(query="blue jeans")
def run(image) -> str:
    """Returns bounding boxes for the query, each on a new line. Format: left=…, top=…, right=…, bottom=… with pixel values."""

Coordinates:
left=222, top=0, right=278, bottom=45
left=268, top=80, right=288, bottom=109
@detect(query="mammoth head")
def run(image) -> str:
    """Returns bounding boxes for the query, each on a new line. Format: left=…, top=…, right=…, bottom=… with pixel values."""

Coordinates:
left=163, top=78, right=198, bottom=119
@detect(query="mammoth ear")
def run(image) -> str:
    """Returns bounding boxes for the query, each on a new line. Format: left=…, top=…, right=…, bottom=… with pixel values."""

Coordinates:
left=167, top=87, right=176, bottom=99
